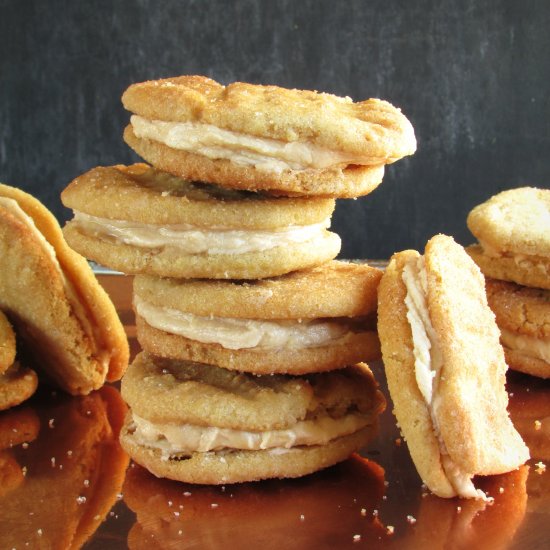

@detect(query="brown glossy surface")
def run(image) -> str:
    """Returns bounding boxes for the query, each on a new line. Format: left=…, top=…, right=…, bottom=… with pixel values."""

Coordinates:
left=0, top=273, right=548, bottom=549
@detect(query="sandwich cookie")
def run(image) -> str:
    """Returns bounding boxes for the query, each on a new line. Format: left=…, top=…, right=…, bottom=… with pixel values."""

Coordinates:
left=120, top=352, right=386, bottom=484
left=0, top=183, right=129, bottom=395
left=377, top=234, right=529, bottom=499
left=467, top=187, right=550, bottom=289
left=0, top=310, right=38, bottom=411
left=134, top=261, right=382, bottom=374
left=485, top=278, right=550, bottom=378
left=62, top=163, right=341, bottom=279
left=121, top=76, right=416, bottom=198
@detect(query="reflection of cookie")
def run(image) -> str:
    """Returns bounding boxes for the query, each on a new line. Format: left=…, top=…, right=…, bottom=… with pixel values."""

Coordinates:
left=377, top=234, right=529, bottom=499
left=124, top=457, right=386, bottom=548
left=134, top=261, right=382, bottom=374
left=0, top=386, right=129, bottom=549
left=485, top=278, right=550, bottom=378
left=0, top=311, right=15, bottom=375
left=467, top=187, right=550, bottom=289
left=62, top=163, right=341, bottom=279
left=0, top=183, right=129, bottom=395
left=122, top=76, right=416, bottom=197
left=120, top=352, right=385, bottom=484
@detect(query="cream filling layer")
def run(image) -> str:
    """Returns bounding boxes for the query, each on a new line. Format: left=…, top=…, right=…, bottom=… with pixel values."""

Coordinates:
left=501, top=329, right=550, bottom=363
left=131, top=115, right=365, bottom=173
left=134, top=297, right=351, bottom=350
left=0, top=198, right=109, bottom=371
left=72, top=211, right=330, bottom=255
left=402, top=257, right=488, bottom=500
left=131, top=412, right=370, bottom=456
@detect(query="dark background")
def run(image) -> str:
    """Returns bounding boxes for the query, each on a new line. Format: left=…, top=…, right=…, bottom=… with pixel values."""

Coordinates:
left=1, top=0, right=549, bottom=259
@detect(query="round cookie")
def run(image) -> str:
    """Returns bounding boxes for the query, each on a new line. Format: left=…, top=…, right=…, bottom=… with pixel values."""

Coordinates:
left=0, top=363, right=38, bottom=411
left=0, top=310, right=16, bottom=375
left=120, top=352, right=385, bottom=484
left=377, top=234, right=529, bottom=499
left=467, top=187, right=550, bottom=289
left=121, top=75, right=416, bottom=198
left=62, top=163, right=341, bottom=279
left=485, top=278, right=550, bottom=378
left=133, top=261, right=382, bottom=374
left=0, top=183, right=129, bottom=395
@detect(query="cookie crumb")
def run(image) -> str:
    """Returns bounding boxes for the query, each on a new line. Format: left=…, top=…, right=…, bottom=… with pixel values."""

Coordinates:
left=48, top=419, right=55, bottom=428
left=535, top=420, right=542, bottom=431
left=372, top=509, right=378, bottom=517
left=37, top=529, right=43, bottom=537
left=406, top=515, right=416, bottom=524
left=457, top=506, right=462, bottom=513
left=183, top=491, right=192, bottom=497
left=353, top=534, right=361, bottom=542
left=535, top=461, right=546, bottom=474
left=386, top=525, right=395, bottom=535
left=76, top=496, right=86, bottom=504
left=360, top=508, right=367, bottom=517
left=395, top=438, right=402, bottom=446
left=22, top=442, right=29, bottom=449
left=300, top=514, right=305, bottom=521
left=499, top=487, right=505, bottom=494
left=211, top=503, right=219, bottom=509
left=84, top=479, right=90, bottom=487
left=50, top=457, right=56, bottom=468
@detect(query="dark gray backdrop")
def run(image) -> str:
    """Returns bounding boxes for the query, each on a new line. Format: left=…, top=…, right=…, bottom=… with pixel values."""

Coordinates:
left=1, top=0, right=549, bottom=259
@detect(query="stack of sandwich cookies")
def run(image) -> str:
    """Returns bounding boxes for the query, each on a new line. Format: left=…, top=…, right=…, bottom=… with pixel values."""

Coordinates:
left=467, top=187, right=550, bottom=378
left=60, top=76, right=415, bottom=483
left=61, top=163, right=340, bottom=279
left=122, top=75, right=416, bottom=197
left=0, top=183, right=129, bottom=395
left=133, top=260, right=382, bottom=374
left=377, top=234, right=529, bottom=499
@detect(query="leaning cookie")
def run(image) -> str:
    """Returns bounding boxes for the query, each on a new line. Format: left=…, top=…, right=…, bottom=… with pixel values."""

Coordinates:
left=62, top=163, right=341, bottom=279
left=121, top=76, right=416, bottom=198
left=120, top=352, right=385, bottom=484
left=485, top=278, right=550, bottom=378
left=467, top=187, right=550, bottom=289
left=0, top=310, right=16, bottom=376
left=0, top=183, right=129, bottom=395
left=377, top=234, right=529, bottom=499
left=134, top=261, right=382, bottom=374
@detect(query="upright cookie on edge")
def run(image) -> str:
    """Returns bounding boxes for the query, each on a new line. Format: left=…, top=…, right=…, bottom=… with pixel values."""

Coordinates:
left=134, top=260, right=382, bottom=374
left=467, top=187, right=550, bottom=289
left=120, top=352, right=386, bottom=484
left=62, top=164, right=341, bottom=279
left=0, top=183, right=129, bottom=395
left=121, top=76, right=416, bottom=198
left=377, top=234, right=529, bottom=499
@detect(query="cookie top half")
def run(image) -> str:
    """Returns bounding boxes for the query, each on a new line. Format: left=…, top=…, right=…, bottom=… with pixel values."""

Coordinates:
left=122, top=75, right=416, bottom=164
left=467, top=187, right=550, bottom=257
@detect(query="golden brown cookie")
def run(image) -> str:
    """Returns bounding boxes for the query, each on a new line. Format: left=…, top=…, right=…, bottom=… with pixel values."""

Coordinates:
left=467, top=187, right=550, bottom=289
left=121, top=76, right=416, bottom=197
left=0, top=183, right=129, bottom=395
left=485, top=278, right=550, bottom=378
left=0, top=386, right=129, bottom=549
left=134, top=261, right=382, bottom=374
left=377, top=234, right=529, bottom=499
left=0, top=311, right=15, bottom=376
left=62, top=163, right=341, bottom=279
left=120, top=351, right=385, bottom=484
left=0, top=363, right=38, bottom=412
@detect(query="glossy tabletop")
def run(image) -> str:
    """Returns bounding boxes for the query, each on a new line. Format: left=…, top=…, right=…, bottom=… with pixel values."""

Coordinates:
left=0, top=273, right=548, bottom=549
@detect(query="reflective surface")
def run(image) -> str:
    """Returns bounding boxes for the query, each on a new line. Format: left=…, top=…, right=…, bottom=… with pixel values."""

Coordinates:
left=0, top=273, right=548, bottom=549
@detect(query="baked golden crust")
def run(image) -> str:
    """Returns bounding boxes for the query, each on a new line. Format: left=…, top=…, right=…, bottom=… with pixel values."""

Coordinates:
left=0, top=311, right=16, bottom=375
left=61, top=163, right=337, bottom=228
left=377, top=235, right=529, bottom=498
left=122, top=76, right=416, bottom=162
left=63, top=221, right=341, bottom=279
left=0, top=363, right=38, bottom=411
left=120, top=421, right=376, bottom=485
left=136, top=316, right=380, bottom=375
left=134, top=261, right=382, bottom=319
left=467, top=187, right=550, bottom=257
left=0, top=183, right=129, bottom=394
left=121, top=352, right=384, bottom=430
left=467, top=244, right=550, bottom=290
left=124, top=126, right=386, bottom=198
left=485, top=278, right=549, bottom=338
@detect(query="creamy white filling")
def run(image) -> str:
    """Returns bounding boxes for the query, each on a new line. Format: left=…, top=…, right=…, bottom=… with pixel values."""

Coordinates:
left=72, top=211, right=330, bottom=255
left=134, top=297, right=351, bottom=350
left=402, top=257, right=488, bottom=500
left=0, top=198, right=109, bottom=369
left=131, top=412, right=370, bottom=456
left=501, top=329, right=550, bottom=363
left=131, top=115, right=363, bottom=173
